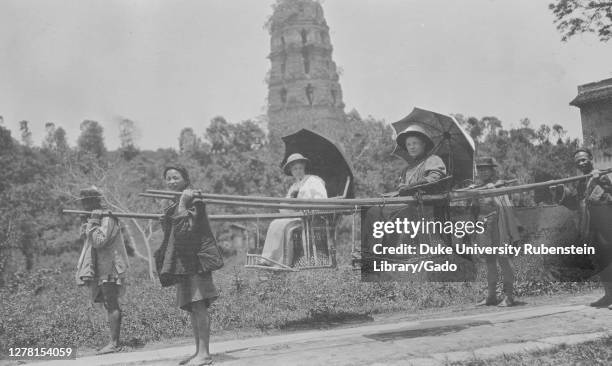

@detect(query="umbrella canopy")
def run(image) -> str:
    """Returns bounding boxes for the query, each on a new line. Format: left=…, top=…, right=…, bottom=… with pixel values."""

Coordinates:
left=281, top=129, right=355, bottom=198
left=392, top=107, right=475, bottom=187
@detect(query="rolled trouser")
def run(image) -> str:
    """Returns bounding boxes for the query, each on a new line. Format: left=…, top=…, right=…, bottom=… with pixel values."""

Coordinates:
left=484, top=255, right=498, bottom=298
left=498, top=256, right=514, bottom=296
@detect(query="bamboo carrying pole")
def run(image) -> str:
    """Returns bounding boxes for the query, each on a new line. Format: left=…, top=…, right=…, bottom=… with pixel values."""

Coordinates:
left=63, top=209, right=162, bottom=220
left=65, top=169, right=610, bottom=221
left=144, top=168, right=611, bottom=207
left=62, top=209, right=355, bottom=221
left=139, top=193, right=406, bottom=210
left=453, top=168, right=612, bottom=200
left=144, top=189, right=448, bottom=206
left=139, top=192, right=174, bottom=200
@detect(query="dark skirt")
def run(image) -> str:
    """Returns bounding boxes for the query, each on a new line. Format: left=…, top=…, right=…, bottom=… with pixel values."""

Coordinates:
left=176, top=272, right=219, bottom=312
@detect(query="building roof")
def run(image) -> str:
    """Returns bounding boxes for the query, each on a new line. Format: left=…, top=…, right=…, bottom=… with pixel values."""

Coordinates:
left=570, top=77, right=612, bottom=107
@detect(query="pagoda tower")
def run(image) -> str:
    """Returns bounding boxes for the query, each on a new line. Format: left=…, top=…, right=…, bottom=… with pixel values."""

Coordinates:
left=266, top=0, right=345, bottom=143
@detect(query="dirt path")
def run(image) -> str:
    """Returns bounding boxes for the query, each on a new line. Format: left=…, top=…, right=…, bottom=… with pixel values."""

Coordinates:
left=25, top=292, right=612, bottom=366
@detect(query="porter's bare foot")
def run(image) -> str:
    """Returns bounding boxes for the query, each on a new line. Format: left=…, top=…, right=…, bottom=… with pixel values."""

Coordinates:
left=498, top=296, right=515, bottom=307
left=476, top=297, right=498, bottom=306
left=96, top=343, right=121, bottom=355
left=179, top=353, right=197, bottom=365
left=185, top=353, right=213, bottom=365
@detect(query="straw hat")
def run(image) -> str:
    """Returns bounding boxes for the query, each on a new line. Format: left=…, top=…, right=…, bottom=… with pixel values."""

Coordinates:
left=79, top=186, right=102, bottom=200
left=283, top=153, right=310, bottom=175
left=395, top=124, right=435, bottom=154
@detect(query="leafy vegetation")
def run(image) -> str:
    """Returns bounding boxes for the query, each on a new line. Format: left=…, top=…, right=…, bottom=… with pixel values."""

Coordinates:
left=0, top=111, right=585, bottom=353
left=549, top=0, right=612, bottom=42
left=450, top=334, right=612, bottom=365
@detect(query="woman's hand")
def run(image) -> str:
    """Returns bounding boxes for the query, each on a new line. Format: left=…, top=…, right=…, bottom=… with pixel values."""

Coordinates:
left=180, top=189, right=198, bottom=205
left=178, top=189, right=200, bottom=213
left=397, top=183, right=412, bottom=191
left=398, top=183, right=416, bottom=196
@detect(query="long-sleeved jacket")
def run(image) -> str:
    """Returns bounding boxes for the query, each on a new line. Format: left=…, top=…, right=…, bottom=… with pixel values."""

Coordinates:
left=473, top=182, right=522, bottom=247
left=401, top=154, right=447, bottom=187
left=75, top=216, right=129, bottom=285
left=559, top=173, right=612, bottom=279
left=154, top=199, right=218, bottom=287
left=560, top=173, right=612, bottom=238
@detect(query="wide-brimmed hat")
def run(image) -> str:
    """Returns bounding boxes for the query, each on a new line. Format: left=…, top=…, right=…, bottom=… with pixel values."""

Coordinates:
left=395, top=124, right=435, bottom=154
left=283, top=153, right=310, bottom=175
left=476, top=157, right=498, bottom=168
left=79, top=186, right=102, bottom=200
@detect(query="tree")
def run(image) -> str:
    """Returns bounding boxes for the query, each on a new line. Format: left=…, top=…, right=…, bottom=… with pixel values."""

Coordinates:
left=552, top=124, right=566, bottom=143
left=549, top=0, right=612, bottom=42
left=77, top=120, right=106, bottom=158
left=339, top=111, right=402, bottom=196
left=118, top=118, right=140, bottom=161
left=52, top=156, right=167, bottom=281
left=0, top=124, right=65, bottom=280
left=203, top=118, right=280, bottom=197
left=482, top=116, right=503, bottom=137
left=19, top=120, right=32, bottom=147
left=54, top=127, right=69, bottom=152
left=206, top=116, right=232, bottom=154
left=466, top=117, right=485, bottom=142
left=43, top=122, right=56, bottom=149
left=179, top=127, right=200, bottom=155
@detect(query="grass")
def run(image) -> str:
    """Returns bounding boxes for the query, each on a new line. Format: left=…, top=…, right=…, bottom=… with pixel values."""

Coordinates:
left=449, top=336, right=612, bottom=365
left=0, top=248, right=601, bottom=358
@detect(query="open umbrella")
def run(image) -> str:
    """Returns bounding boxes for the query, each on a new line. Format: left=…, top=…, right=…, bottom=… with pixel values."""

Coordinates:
left=281, top=129, right=355, bottom=198
left=392, top=107, right=475, bottom=187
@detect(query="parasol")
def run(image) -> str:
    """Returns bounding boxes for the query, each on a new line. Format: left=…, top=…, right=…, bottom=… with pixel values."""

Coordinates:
left=281, top=129, right=355, bottom=198
left=392, top=107, right=476, bottom=187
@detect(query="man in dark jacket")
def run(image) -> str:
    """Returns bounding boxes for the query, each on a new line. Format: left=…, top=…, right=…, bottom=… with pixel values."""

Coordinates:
left=551, top=149, right=612, bottom=308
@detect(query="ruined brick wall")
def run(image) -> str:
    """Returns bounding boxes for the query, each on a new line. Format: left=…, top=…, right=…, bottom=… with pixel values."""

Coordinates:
left=580, top=100, right=612, bottom=169
left=571, top=78, right=612, bottom=170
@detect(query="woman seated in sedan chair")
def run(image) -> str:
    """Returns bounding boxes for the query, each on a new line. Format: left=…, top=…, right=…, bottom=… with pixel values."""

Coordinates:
left=259, top=153, right=328, bottom=267
left=396, top=125, right=446, bottom=192
left=361, top=125, right=451, bottom=280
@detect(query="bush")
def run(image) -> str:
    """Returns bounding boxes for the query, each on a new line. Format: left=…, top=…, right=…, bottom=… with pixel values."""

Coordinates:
left=0, top=249, right=600, bottom=356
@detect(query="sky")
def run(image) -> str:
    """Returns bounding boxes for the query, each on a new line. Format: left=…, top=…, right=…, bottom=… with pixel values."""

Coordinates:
left=1, top=0, right=611, bottom=149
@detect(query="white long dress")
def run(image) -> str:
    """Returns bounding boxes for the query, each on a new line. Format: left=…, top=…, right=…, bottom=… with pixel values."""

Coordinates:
left=260, top=175, right=327, bottom=267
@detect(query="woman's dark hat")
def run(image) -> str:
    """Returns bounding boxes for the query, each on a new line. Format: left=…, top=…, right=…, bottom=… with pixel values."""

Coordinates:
left=476, top=157, right=498, bottom=168
left=395, top=124, right=435, bottom=154
left=283, top=153, right=310, bottom=176
left=163, top=165, right=191, bottom=186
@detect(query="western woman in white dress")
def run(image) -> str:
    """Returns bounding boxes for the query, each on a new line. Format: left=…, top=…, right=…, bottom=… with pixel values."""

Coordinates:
left=260, top=153, right=327, bottom=267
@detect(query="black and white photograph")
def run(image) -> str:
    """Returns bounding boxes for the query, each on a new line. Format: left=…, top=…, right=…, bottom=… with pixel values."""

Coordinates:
left=1, top=0, right=612, bottom=365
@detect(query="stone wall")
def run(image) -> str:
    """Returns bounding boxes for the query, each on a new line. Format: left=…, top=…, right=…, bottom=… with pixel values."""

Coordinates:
left=580, top=100, right=612, bottom=169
